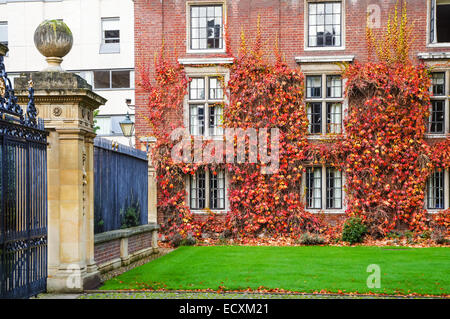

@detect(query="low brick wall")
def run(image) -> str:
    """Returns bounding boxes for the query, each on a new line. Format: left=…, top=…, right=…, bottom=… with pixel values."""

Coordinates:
left=94, top=239, right=121, bottom=266
left=128, top=231, right=153, bottom=254
left=94, top=223, right=159, bottom=274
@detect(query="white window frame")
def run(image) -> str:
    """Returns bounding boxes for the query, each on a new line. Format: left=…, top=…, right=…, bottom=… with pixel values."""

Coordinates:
left=304, top=72, right=346, bottom=137
left=186, top=168, right=229, bottom=214
left=304, top=0, right=345, bottom=51
left=186, top=1, right=226, bottom=54
left=425, top=169, right=449, bottom=212
left=427, top=0, right=450, bottom=47
left=426, top=69, right=450, bottom=138
left=100, top=17, right=120, bottom=54
left=302, top=165, right=346, bottom=213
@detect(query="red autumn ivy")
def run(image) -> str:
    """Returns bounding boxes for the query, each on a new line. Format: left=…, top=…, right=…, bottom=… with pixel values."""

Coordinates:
left=140, top=8, right=449, bottom=243
left=223, top=31, right=324, bottom=238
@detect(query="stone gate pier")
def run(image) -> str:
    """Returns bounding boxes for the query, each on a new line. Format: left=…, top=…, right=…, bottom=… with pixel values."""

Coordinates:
left=16, top=72, right=107, bottom=292
left=15, top=20, right=107, bottom=292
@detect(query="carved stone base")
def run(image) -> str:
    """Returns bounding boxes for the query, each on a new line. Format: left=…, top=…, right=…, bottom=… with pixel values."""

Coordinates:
left=47, top=265, right=101, bottom=293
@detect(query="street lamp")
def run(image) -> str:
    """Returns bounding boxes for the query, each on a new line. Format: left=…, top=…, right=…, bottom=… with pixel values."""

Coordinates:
left=119, top=112, right=134, bottom=147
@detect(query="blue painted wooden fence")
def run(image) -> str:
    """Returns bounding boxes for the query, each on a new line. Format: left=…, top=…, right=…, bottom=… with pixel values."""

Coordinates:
left=94, top=137, right=148, bottom=233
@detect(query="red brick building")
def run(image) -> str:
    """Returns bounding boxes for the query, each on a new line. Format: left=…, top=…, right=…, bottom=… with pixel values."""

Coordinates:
left=134, top=0, right=450, bottom=221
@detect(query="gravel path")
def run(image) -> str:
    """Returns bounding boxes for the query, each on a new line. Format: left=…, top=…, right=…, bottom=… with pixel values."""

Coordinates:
left=78, top=291, right=440, bottom=299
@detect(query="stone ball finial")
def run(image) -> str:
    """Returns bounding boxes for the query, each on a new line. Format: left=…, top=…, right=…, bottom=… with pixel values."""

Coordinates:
left=34, top=20, right=73, bottom=72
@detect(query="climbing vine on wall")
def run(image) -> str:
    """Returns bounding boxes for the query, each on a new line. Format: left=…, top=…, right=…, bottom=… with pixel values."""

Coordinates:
left=223, top=27, right=323, bottom=238
left=329, top=3, right=448, bottom=236
left=141, top=5, right=449, bottom=242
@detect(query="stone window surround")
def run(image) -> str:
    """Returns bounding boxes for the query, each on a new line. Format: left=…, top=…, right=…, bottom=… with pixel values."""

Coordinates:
left=299, top=61, right=348, bottom=140
left=302, top=165, right=347, bottom=214
left=188, top=75, right=224, bottom=137
left=185, top=0, right=227, bottom=54
left=183, top=65, right=229, bottom=139
left=425, top=169, right=450, bottom=212
left=305, top=73, right=344, bottom=135
left=304, top=0, right=346, bottom=52
left=427, top=0, right=450, bottom=48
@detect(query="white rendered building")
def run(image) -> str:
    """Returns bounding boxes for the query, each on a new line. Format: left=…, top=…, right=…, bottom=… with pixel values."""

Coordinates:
left=0, top=0, right=135, bottom=146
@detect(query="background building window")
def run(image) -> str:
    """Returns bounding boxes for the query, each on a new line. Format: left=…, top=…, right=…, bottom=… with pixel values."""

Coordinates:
left=0, top=21, right=7, bottom=48
left=190, top=169, right=225, bottom=210
left=427, top=170, right=444, bottom=209
left=430, top=0, right=450, bottom=43
left=308, top=2, right=341, bottom=47
left=188, top=76, right=224, bottom=137
left=100, top=17, right=120, bottom=53
left=93, top=69, right=133, bottom=89
left=74, top=71, right=94, bottom=87
left=306, top=74, right=343, bottom=134
left=95, top=117, right=112, bottom=136
left=190, top=5, right=223, bottom=50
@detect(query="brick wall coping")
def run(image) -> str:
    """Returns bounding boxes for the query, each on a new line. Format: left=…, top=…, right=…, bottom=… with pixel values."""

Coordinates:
left=94, top=223, right=159, bottom=245
left=178, top=57, right=234, bottom=65
left=417, top=52, right=450, bottom=60
left=295, top=55, right=355, bottom=64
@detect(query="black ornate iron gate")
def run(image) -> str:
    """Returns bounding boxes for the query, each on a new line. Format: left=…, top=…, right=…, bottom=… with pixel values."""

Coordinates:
left=0, top=53, right=48, bottom=299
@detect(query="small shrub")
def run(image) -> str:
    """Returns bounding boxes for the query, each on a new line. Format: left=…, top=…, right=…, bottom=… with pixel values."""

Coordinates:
left=180, top=233, right=197, bottom=246
left=221, top=229, right=232, bottom=239
left=298, top=232, right=325, bottom=245
left=420, top=230, right=431, bottom=239
left=169, top=233, right=183, bottom=247
left=342, top=217, right=367, bottom=245
left=431, top=227, right=448, bottom=245
left=95, top=219, right=104, bottom=234
left=120, top=205, right=141, bottom=229
left=386, top=231, right=401, bottom=240
left=404, top=230, right=415, bottom=244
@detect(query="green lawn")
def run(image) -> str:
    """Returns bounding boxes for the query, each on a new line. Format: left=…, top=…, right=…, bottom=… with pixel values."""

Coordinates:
left=100, top=246, right=450, bottom=296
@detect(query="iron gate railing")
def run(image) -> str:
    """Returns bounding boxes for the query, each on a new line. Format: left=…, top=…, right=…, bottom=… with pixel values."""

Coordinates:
left=0, top=53, right=48, bottom=299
